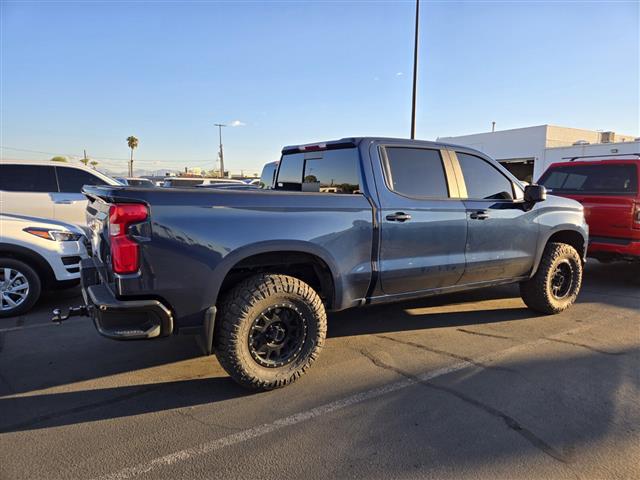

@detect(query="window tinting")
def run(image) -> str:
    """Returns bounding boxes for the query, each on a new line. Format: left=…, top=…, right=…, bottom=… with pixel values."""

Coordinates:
left=384, top=147, right=449, bottom=198
left=276, top=148, right=360, bottom=193
left=539, top=164, right=638, bottom=194
left=56, top=167, right=106, bottom=193
left=0, top=165, right=58, bottom=192
left=303, top=149, right=360, bottom=194
left=457, top=153, right=514, bottom=200
left=276, top=153, right=305, bottom=191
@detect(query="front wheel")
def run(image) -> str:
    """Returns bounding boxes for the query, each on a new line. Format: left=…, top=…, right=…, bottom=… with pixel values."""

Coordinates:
left=214, top=274, right=327, bottom=390
left=520, top=242, right=583, bottom=315
left=0, top=258, right=42, bottom=318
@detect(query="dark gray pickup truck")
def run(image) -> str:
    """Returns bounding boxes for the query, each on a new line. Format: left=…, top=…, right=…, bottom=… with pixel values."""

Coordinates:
left=65, top=137, right=588, bottom=390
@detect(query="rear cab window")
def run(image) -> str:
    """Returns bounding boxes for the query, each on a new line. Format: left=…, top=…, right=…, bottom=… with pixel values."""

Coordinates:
left=383, top=147, right=450, bottom=198
left=0, top=165, right=58, bottom=192
left=539, top=164, right=638, bottom=195
left=275, top=148, right=360, bottom=194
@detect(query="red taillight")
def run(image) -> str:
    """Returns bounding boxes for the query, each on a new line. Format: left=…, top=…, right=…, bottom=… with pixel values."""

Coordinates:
left=109, top=204, right=148, bottom=274
left=634, top=202, right=640, bottom=229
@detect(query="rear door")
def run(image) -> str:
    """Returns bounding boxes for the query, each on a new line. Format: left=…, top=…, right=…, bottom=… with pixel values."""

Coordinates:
left=539, top=162, right=638, bottom=240
left=452, top=151, right=538, bottom=284
left=0, top=164, right=57, bottom=219
left=376, top=145, right=468, bottom=294
left=53, top=166, right=108, bottom=225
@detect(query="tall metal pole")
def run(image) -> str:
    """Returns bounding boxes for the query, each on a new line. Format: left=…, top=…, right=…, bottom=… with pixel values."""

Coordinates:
left=214, top=123, right=226, bottom=177
left=410, top=0, right=420, bottom=140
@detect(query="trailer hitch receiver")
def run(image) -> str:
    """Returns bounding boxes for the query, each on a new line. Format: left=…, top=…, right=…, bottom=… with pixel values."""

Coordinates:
left=52, top=305, right=89, bottom=324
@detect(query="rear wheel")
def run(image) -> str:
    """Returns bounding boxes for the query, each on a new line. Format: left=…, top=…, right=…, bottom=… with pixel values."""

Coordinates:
left=214, top=273, right=327, bottom=390
left=0, top=258, right=41, bottom=318
left=520, top=242, right=582, bottom=314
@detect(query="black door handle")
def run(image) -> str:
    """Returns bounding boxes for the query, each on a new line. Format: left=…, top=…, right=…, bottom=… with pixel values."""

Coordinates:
left=386, top=212, right=412, bottom=222
left=469, top=210, right=490, bottom=220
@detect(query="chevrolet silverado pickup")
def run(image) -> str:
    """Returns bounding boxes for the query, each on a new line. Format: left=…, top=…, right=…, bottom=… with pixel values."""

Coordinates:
left=64, top=138, right=588, bottom=390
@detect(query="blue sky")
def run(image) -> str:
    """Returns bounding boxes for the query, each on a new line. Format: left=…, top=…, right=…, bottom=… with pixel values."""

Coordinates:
left=1, top=0, right=638, bottom=175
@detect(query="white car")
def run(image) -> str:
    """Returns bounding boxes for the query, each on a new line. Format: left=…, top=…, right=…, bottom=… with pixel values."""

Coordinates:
left=0, top=214, right=88, bottom=317
left=0, top=160, right=120, bottom=226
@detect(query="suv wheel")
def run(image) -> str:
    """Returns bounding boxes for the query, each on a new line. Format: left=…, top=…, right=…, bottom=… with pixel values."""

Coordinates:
left=520, top=242, right=582, bottom=314
left=0, top=258, right=42, bottom=318
left=215, top=273, right=327, bottom=390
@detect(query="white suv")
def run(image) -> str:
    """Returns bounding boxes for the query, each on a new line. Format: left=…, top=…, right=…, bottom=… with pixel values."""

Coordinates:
left=0, top=161, right=120, bottom=226
left=0, top=214, right=88, bottom=317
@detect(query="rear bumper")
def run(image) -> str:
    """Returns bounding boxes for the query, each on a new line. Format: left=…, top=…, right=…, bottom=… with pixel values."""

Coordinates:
left=80, top=258, right=174, bottom=340
left=588, top=236, right=640, bottom=260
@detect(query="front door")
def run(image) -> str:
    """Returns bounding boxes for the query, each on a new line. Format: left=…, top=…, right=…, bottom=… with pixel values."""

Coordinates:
left=453, top=151, right=538, bottom=284
left=0, top=164, right=57, bottom=220
left=377, top=146, right=468, bottom=295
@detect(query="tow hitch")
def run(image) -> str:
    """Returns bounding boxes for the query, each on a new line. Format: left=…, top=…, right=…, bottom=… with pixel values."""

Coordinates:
left=52, top=305, right=90, bottom=324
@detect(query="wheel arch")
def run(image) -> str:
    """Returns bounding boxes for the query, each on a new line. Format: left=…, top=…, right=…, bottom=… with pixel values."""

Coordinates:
left=530, top=227, right=588, bottom=278
left=0, top=243, right=55, bottom=287
left=211, top=241, right=341, bottom=310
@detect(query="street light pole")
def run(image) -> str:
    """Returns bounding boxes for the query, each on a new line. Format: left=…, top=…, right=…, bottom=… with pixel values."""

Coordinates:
left=214, top=123, right=226, bottom=178
left=410, top=0, right=420, bottom=140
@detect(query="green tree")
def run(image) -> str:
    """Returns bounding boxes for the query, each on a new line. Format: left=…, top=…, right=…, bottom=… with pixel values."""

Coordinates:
left=89, top=160, right=99, bottom=169
left=51, top=156, right=68, bottom=162
left=127, top=136, right=139, bottom=176
left=80, top=157, right=89, bottom=166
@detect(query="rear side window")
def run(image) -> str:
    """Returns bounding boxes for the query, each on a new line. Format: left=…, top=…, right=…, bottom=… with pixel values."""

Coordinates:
left=276, top=148, right=360, bottom=194
left=384, top=147, right=449, bottom=198
left=56, top=167, right=107, bottom=193
left=540, top=164, right=638, bottom=194
left=0, top=165, right=58, bottom=192
left=457, top=152, right=514, bottom=200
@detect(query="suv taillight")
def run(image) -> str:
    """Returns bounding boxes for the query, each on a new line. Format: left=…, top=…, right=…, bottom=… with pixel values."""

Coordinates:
left=634, top=201, right=640, bottom=229
left=109, top=203, right=148, bottom=274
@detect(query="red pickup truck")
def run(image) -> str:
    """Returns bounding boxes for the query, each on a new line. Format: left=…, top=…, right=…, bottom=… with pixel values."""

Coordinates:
left=539, top=158, right=640, bottom=262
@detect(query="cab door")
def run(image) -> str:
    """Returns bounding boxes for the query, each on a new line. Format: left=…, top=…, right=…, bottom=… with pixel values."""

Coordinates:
left=376, top=145, right=468, bottom=295
left=451, top=150, right=538, bottom=284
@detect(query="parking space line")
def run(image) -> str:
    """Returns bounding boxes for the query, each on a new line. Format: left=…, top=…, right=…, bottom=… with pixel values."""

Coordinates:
left=95, top=323, right=595, bottom=480
left=0, top=319, right=86, bottom=334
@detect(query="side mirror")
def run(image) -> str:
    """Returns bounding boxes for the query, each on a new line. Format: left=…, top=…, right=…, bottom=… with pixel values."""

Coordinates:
left=524, top=184, right=547, bottom=203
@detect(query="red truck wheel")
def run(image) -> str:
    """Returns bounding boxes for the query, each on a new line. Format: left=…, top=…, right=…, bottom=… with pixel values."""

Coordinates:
left=214, top=273, right=327, bottom=390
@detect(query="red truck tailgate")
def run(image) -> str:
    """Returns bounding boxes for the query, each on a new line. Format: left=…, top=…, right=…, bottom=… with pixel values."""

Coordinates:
left=558, top=193, right=635, bottom=239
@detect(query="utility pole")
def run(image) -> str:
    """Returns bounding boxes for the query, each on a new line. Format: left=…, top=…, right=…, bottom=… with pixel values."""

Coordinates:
left=214, top=123, right=226, bottom=178
left=492, top=121, right=496, bottom=133
left=410, top=0, right=420, bottom=140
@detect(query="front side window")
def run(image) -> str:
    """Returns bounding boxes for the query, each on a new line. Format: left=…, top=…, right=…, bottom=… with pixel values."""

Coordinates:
left=457, top=152, right=514, bottom=200
left=384, top=147, right=449, bottom=198
left=0, top=165, right=58, bottom=192
left=539, top=164, right=638, bottom=194
left=276, top=148, right=360, bottom=193
left=56, top=167, right=107, bottom=193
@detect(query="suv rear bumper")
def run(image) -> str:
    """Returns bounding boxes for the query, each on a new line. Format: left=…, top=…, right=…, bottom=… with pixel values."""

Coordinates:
left=588, top=236, right=640, bottom=261
left=80, top=258, right=174, bottom=339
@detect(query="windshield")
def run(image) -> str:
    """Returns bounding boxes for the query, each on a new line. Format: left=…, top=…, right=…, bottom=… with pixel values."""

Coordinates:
left=540, top=164, right=638, bottom=195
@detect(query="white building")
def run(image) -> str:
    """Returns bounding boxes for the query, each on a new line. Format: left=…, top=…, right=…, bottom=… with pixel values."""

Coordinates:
left=438, top=125, right=638, bottom=182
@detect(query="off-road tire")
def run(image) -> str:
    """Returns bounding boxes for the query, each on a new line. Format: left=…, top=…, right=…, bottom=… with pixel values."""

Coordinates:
left=520, top=242, right=582, bottom=315
left=0, top=258, right=42, bottom=318
left=214, top=273, right=327, bottom=390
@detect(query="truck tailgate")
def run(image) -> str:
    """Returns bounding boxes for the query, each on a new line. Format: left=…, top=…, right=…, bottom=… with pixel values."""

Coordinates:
left=562, top=194, right=636, bottom=239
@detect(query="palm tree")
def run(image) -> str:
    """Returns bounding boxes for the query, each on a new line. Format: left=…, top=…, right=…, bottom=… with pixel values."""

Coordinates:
left=127, top=136, right=139, bottom=176
left=89, top=160, right=99, bottom=169
left=80, top=150, right=89, bottom=166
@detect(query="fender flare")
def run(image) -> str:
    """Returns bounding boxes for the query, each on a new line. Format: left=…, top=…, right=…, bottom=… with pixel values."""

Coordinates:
left=204, top=240, right=342, bottom=309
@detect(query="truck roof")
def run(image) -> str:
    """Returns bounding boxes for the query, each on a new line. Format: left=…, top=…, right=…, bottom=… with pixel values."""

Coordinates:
left=281, top=137, right=486, bottom=157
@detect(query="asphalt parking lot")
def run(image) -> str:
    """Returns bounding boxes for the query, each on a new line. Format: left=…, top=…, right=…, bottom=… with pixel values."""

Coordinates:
left=0, top=261, right=638, bottom=480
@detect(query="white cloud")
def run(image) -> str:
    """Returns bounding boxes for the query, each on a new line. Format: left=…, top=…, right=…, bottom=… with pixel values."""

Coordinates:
left=230, top=120, right=246, bottom=127
left=396, top=72, right=404, bottom=76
